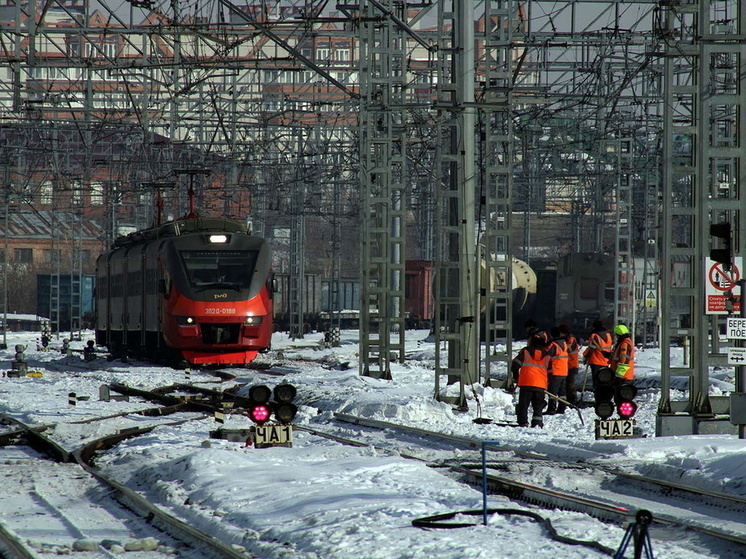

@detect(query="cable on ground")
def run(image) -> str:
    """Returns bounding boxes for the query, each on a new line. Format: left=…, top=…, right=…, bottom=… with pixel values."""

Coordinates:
left=412, top=507, right=616, bottom=555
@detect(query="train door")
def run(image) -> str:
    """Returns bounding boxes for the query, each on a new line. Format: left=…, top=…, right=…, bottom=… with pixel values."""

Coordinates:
left=95, top=252, right=111, bottom=346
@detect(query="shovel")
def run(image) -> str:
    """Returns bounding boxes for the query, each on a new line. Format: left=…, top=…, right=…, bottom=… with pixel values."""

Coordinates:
left=544, top=390, right=585, bottom=426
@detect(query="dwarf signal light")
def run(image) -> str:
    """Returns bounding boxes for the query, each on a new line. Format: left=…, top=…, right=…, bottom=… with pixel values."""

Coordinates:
left=273, top=383, right=297, bottom=424
left=248, top=384, right=272, bottom=404
left=246, top=384, right=298, bottom=425
left=273, top=383, right=296, bottom=403
left=247, top=384, right=272, bottom=425
left=616, top=382, right=638, bottom=419
left=248, top=403, right=272, bottom=424
left=593, top=367, right=616, bottom=419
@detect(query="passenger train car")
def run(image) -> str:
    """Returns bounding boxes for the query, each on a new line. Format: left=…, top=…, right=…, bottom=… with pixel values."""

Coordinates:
left=95, top=216, right=274, bottom=366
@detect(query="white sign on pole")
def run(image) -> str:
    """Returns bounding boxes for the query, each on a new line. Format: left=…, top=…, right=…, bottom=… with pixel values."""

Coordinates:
left=726, top=318, right=746, bottom=339
left=727, top=347, right=746, bottom=365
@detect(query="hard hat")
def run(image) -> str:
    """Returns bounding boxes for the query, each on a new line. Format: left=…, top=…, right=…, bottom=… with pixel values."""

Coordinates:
left=530, top=331, right=548, bottom=346
left=614, top=324, right=629, bottom=335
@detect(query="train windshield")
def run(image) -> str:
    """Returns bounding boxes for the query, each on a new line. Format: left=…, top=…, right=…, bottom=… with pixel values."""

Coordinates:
left=180, top=250, right=259, bottom=290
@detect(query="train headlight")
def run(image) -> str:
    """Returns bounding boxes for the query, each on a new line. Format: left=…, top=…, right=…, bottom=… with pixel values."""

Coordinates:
left=208, top=234, right=228, bottom=243
left=176, top=316, right=196, bottom=325
left=244, top=316, right=264, bottom=325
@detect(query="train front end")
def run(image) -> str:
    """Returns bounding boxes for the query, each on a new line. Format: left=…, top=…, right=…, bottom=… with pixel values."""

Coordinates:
left=161, top=231, right=273, bottom=365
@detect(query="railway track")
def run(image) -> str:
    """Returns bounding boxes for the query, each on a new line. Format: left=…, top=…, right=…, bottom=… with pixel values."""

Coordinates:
left=104, top=375, right=746, bottom=553
left=298, top=412, right=746, bottom=555
left=0, top=410, right=251, bottom=558
left=1, top=357, right=743, bottom=559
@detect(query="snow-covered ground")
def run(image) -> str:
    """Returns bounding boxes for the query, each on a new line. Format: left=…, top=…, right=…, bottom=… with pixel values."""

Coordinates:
left=0, top=329, right=744, bottom=558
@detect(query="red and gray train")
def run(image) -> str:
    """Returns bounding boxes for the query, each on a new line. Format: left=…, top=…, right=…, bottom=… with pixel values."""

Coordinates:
left=95, top=216, right=274, bottom=366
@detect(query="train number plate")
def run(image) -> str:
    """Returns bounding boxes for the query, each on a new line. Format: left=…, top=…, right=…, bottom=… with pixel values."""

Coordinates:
left=253, top=424, right=293, bottom=448
left=595, top=419, right=634, bottom=439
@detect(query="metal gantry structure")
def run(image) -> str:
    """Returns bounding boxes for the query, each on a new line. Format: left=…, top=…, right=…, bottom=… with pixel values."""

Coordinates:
left=0, top=0, right=744, bottom=434
left=659, top=0, right=745, bottom=436
left=357, top=0, right=413, bottom=379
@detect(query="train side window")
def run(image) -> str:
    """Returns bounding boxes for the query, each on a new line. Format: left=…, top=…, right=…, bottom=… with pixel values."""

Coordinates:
left=579, top=278, right=598, bottom=300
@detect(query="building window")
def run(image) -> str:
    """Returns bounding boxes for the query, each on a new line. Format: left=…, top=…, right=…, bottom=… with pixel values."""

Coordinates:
left=14, top=248, right=33, bottom=264
left=40, top=180, right=53, bottom=205
left=44, top=249, right=61, bottom=265
left=90, top=182, right=104, bottom=205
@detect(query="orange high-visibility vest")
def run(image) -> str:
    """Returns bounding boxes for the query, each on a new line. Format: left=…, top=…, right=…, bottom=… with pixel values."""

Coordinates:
left=548, top=340, right=569, bottom=376
left=515, top=347, right=550, bottom=389
left=584, top=332, right=612, bottom=366
left=566, top=334, right=580, bottom=369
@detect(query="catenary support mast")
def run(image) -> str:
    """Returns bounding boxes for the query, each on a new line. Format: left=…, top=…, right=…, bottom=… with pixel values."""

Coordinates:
left=433, top=0, right=478, bottom=408
left=481, top=0, right=518, bottom=387
left=659, top=0, right=745, bottom=435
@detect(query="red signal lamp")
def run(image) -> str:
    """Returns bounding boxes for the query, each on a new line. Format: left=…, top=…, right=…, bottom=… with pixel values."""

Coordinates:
left=617, top=400, right=638, bottom=419
left=616, top=382, right=638, bottom=419
left=249, top=403, right=272, bottom=424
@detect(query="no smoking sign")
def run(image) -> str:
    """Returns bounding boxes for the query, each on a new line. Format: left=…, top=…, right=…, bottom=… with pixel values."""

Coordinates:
left=706, top=258, right=742, bottom=314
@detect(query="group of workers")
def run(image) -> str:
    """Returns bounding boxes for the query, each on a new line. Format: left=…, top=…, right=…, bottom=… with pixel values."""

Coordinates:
left=510, top=319, right=635, bottom=428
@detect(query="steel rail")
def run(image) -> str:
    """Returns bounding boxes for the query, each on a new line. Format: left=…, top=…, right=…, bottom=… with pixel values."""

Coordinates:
left=325, top=412, right=746, bottom=549
left=0, top=412, right=249, bottom=558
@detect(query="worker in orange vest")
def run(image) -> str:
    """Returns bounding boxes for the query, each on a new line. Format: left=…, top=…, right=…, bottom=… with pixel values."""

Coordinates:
left=546, top=327, right=569, bottom=414
left=560, top=323, right=580, bottom=404
left=583, top=320, right=613, bottom=389
left=511, top=331, right=550, bottom=428
left=609, top=324, right=635, bottom=381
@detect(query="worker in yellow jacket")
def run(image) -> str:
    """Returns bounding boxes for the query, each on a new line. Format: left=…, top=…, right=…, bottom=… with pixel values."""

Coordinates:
left=609, top=324, right=635, bottom=381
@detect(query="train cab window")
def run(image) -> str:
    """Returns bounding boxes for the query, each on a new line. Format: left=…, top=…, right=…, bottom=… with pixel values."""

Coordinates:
left=181, top=250, right=259, bottom=288
left=579, top=278, right=598, bottom=300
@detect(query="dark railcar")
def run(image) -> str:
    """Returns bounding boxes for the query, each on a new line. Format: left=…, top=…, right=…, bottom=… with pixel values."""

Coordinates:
left=96, top=216, right=273, bottom=366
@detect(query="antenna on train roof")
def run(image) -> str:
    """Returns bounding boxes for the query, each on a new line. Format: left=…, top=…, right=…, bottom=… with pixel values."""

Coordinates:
left=173, top=168, right=211, bottom=221
left=139, top=181, right=176, bottom=228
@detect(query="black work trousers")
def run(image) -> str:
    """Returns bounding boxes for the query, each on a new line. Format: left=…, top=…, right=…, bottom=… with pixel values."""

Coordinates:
left=516, top=386, right=546, bottom=427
